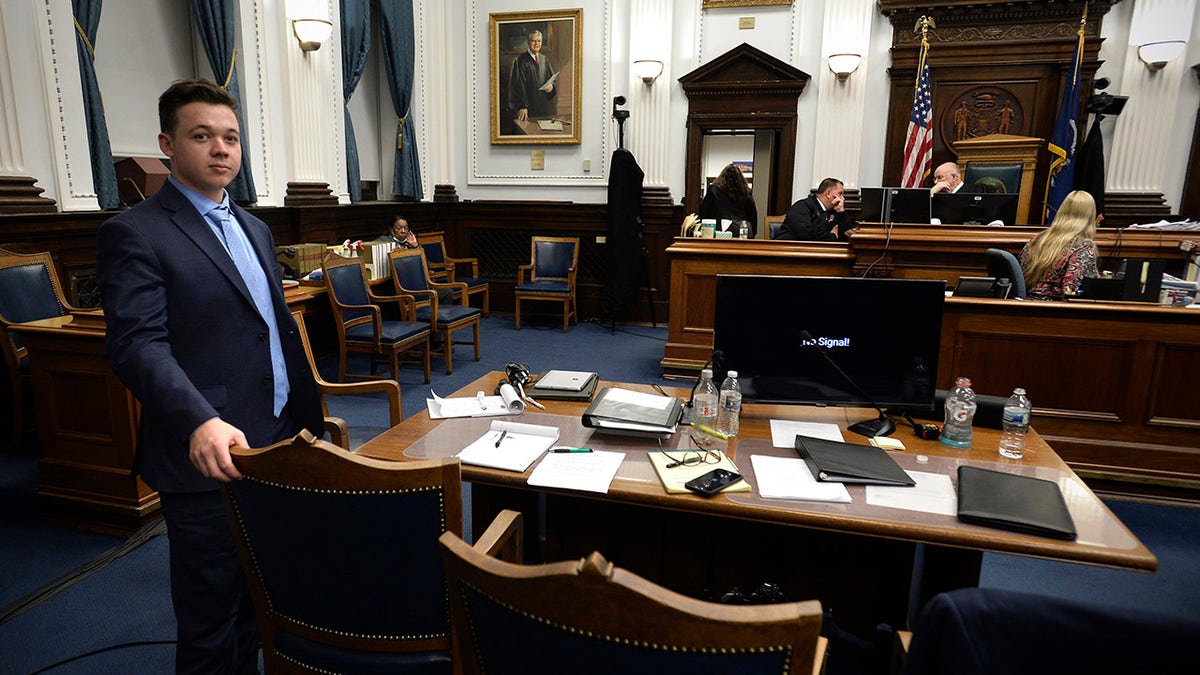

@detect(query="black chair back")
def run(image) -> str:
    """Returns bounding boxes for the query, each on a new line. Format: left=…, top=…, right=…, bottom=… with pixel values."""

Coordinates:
left=986, top=248, right=1027, bottom=299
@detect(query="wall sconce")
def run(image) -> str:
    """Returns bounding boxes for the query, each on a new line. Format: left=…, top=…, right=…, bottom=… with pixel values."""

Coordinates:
left=632, top=59, right=664, bottom=85
left=827, top=53, right=862, bottom=81
left=292, top=18, right=333, bottom=52
left=1137, top=40, right=1186, bottom=72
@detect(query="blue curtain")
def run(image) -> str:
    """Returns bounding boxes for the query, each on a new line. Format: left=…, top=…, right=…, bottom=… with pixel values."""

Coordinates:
left=190, top=0, right=257, bottom=204
left=341, top=0, right=371, bottom=202
left=378, top=0, right=423, bottom=200
left=71, top=0, right=119, bottom=209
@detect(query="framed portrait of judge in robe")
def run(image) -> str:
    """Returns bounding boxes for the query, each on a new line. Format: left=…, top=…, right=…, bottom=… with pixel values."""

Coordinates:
left=489, top=9, right=582, bottom=145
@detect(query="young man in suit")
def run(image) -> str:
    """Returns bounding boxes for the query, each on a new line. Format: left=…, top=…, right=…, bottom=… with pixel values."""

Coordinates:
left=96, top=79, right=323, bottom=674
left=775, top=177, right=853, bottom=241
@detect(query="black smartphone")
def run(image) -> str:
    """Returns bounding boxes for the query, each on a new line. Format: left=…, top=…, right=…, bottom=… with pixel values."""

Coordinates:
left=684, top=468, right=742, bottom=497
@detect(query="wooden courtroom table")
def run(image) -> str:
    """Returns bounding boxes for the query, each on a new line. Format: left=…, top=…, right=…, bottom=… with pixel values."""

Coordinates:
left=662, top=236, right=1200, bottom=504
left=13, top=289, right=325, bottom=535
left=355, top=372, right=1156, bottom=633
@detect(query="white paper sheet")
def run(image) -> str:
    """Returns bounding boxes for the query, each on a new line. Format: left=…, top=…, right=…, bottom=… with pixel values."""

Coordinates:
left=750, top=455, right=851, bottom=503
left=456, top=421, right=559, bottom=472
left=428, top=383, right=524, bottom=418
left=527, top=450, right=626, bottom=494
left=865, top=470, right=957, bottom=516
left=769, top=420, right=845, bottom=447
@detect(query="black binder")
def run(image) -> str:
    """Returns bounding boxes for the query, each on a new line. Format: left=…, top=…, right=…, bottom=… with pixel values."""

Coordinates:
left=794, top=435, right=916, bottom=486
left=956, top=466, right=1077, bottom=540
left=582, top=387, right=683, bottom=438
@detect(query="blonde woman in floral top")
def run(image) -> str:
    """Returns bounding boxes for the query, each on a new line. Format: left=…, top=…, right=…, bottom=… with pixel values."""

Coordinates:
left=1019, top=190, right=1099, bottom=300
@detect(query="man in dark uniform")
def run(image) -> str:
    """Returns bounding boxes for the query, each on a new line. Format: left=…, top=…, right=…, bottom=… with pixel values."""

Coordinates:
left=775, top=177, right=852, bottom=241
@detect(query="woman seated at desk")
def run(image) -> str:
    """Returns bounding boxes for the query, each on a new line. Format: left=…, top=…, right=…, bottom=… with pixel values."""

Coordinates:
left=1019, top=190, right=1099, bottom=300
left=700, top=163, right=757, bottom=238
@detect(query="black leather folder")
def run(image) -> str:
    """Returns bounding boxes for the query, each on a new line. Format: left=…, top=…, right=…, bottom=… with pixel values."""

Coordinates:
left=956, top=466, right=1077, bottom=540
left=794, top=436, right=915, bottom=487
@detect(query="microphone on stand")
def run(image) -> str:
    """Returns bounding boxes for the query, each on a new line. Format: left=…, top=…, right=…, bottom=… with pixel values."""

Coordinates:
left=799, top=330, right=895, bottom=438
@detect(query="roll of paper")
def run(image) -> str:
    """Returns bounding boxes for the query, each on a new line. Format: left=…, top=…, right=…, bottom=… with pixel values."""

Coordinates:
left=499, top=382, right=524, bottom=414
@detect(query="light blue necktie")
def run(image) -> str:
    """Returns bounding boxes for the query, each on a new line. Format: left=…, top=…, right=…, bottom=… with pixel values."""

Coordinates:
left=209, top=204, right=290, bottom=416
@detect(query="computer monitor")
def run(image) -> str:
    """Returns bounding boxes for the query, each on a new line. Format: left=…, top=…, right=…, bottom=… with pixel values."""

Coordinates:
left=932, top=192, right=1020, bottom=226
left=712, top=275, right=945, bottom=410
left=860, top=187, right=932, bottom=224
left=953, top=276, right=997, bottom=298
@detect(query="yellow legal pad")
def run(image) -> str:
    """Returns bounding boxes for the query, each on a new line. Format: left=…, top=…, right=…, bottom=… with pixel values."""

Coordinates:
left=647, top=450, right=751, bottom=494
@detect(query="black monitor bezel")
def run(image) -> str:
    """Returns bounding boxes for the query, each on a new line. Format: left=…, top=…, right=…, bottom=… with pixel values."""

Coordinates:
left=932, top=192, right=1020, bottom=226
left=712, top=275, right=946, bottom=410
left=860, top=187, right=932, bottom=224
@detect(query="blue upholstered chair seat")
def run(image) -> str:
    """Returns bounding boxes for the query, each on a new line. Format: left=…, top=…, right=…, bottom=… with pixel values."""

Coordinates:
left=274, top=633, right=451, bottom=675
left=415, top=304, right=481, bottom=324
left=513, top=280, right=571, bottom=295
left=345, top=321, right=428, bottom=345
left=458, top=276, right=487, bottom=289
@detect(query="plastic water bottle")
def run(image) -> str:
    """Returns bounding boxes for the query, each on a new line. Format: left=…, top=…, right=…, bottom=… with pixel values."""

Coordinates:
left=716, top=370, right=742, bottom=437
left=999, top=388, right=1032, bottom=459
left=738, top=221, right=750, bottom=239
left=691, top=369, right=719, bottom=446
left=939, top=377, right=976, bottom=448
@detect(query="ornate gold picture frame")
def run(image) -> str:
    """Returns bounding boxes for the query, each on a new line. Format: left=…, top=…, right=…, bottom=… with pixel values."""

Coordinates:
left=702, top=0, right=793, bottom=8
left=489, top=8, right=583, bottom=145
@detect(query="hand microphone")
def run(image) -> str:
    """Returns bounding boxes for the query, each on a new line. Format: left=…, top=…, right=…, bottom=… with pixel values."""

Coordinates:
left=798, top=330, right=895, bottom=438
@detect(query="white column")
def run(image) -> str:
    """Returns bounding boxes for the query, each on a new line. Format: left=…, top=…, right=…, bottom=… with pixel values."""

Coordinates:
left=809, top=0, right=874, bottom=189
left=628, top=0, right=673, bottom=191
left=1107, top=0, right=1195, bottom=198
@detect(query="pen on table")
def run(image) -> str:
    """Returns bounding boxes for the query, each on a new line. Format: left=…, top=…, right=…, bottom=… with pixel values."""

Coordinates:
left=524, top=394, right=546, bottom=410
left=494, top=430, right=508, bottom=447
left=551, top=447, right=593, bottom=453
left=476, top=391, right=487, bottom=410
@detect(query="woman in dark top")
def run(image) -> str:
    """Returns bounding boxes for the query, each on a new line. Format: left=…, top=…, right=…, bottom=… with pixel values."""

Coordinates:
left=1019, top=190, right=1099, bottom=300
left=699, top=163, right=757, bottom=238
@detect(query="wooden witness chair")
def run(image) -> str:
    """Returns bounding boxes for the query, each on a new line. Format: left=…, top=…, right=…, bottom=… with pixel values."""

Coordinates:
left=290, top=311, right=400, bottom=449
left=418, top=232, right=490, bottom=316
left=513, top=236, right=579, bottom=333
left=223, top=430, right=524, bottom=675
left=0, top=248, right=95, bottom=446
left=438, top=533, right=828, bottom=675
left=388, top=248, right=481, bottom=375
left=321, top=255, right=431, bottom=384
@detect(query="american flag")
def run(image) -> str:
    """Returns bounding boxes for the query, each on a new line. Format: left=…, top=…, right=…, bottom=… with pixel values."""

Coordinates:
left=900, top=40, right=933, bottom=188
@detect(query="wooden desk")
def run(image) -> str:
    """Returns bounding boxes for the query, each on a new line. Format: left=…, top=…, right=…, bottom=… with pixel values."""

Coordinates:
left=356, top=372, right=1156, bottom=632
left=13, top=289, right=333, bottom=535
left=11, top=313, right=156, bottom=535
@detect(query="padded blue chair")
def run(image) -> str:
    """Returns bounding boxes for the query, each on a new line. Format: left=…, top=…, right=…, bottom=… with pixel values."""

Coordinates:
left=0, top=249, right=90, bottom=445
left=767, top=215, right=784, bottom=240
left=513, top=236, right=579, bottom=332
left=322, top=255, right=431, bottom=384
left=439, top=534, right=827, bottom=675
left=985, top=247, right=1026, bottom=299
left=389, top=248, right=481, bottom=375
left=224, top=430, right=524, bottom=675
left=419, top=232, right=490, bottom=316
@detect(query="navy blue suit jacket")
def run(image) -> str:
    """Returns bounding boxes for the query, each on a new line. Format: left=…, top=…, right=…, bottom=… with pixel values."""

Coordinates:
left=776, top=195, right=850, bottom=241
left=97, top=181, right=322, bottom=493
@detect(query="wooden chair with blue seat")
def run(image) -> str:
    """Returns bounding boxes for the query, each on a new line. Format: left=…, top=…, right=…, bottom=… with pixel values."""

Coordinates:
left=418, top=232, right=490, bottom=316
left=513, top=236, right=580, bottom=332
left=223, top=430, right=524, bottom=675
left=322, top=254, right=431, bottom=385
left=438, top=531, right=829, bottom=675
left=388, top=247, right=481, bottom=375
left=290, top=310, right=401, bottom=449
left=0, top=248, right=95, bottom=446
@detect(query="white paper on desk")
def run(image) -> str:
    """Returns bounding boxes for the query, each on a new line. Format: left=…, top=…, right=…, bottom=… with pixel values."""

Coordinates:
left=751, top=455, right=851, bottom=503
left=769, top=420, right=845, bottom=447
left=527, top=450, right=625, bottom=494
left=457, top=420, right=559, bottom=472
left=865, top=470, right=956, bottom=516
left=428, top=383, right=523, bottom=419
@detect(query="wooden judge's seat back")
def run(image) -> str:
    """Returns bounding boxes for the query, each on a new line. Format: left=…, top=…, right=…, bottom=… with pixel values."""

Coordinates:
left=953, top=134, right=1044, bottom=225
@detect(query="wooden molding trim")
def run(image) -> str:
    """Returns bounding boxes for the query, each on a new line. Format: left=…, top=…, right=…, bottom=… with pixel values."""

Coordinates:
left=284, top=182, right=338, bottom=206
left=0, top=176, right=57, bottom=214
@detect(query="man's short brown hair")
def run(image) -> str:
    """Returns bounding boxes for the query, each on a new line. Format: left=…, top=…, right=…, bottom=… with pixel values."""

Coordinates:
left=158, top=79, right=238, bottom=135
left=816, top=177, right=843, bottom=194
